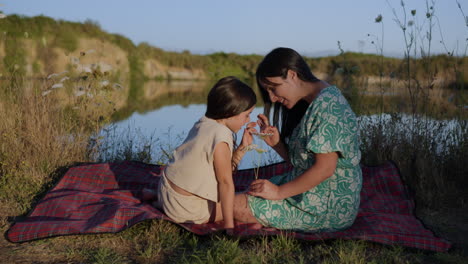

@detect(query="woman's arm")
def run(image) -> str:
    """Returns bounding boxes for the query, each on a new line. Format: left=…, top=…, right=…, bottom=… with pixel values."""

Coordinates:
left=248, top=152, right=338, bottom=200
left=213, top=142, right=235, bottom=228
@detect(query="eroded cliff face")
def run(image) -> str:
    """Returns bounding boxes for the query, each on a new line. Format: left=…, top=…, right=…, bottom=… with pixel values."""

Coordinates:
left=0, top=37, right=206, bottom=81
left=0, top=36, right=208, bottom=110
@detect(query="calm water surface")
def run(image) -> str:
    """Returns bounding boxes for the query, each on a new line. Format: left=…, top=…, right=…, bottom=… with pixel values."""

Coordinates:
left=102, top=104, right=282, bottom=169
left=98, top=81, right=464, bottom=169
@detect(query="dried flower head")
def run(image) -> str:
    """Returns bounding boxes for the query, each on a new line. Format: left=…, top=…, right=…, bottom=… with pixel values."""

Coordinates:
left=375, top=14, right=383, bottom=23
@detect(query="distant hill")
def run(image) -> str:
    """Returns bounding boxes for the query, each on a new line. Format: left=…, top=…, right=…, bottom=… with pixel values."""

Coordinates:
left=0, top=14, right=465, bottom=90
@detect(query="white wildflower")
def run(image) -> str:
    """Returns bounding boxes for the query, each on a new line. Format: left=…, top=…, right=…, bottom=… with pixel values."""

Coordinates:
left=42, top=90, right=52, bottom=96
left=0, top=13, right=7, bottom=19
left=100, top=80, right=109, bottom=87
left=47, top=73, right=59, bottom=79
left=51, top=83, right=63, bottom=89
left=244, top=144, right=258, bottom=151
left=47, top=71, right=68, bottom=79
left=74, top=91, right=85, bottom=97
left=82, top=66, right=92, bottom=73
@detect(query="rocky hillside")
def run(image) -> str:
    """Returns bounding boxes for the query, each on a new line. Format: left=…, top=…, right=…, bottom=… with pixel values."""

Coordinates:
left=0, top=14, right=465, bottom=93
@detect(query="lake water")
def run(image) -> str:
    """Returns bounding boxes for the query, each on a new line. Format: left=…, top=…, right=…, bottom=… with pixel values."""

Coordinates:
left=97, top=81, right=465, bottom=169
left=99, top=104, right=282, bottom=169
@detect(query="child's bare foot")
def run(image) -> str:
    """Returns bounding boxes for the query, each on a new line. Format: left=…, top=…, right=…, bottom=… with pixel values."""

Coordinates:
left=250, top=223, right=264, bottom=230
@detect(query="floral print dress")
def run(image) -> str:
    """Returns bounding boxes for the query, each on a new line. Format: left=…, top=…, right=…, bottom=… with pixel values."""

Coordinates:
left=247, top=86, right=362, bottom=232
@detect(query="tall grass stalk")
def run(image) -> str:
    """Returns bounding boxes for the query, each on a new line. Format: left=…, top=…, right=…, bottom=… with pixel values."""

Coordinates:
left=361, top=0, right=468, bottom=212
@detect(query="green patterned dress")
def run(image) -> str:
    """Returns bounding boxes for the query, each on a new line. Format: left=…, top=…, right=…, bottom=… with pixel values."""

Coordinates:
left=248, top=86, right=362, bottom=232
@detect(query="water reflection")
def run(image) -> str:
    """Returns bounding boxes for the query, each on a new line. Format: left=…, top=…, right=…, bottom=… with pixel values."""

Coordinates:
left=100, top=80, right=465, bottom=170
left=102, top=104, right=282, bottom=169
left=113, top=80, right=212, bottom=122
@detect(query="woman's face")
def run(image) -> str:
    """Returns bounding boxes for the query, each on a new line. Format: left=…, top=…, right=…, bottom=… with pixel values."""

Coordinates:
left=264, top=71, right=301, bottom=109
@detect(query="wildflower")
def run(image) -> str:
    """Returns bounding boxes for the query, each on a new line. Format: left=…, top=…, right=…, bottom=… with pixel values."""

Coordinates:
left=244, top=144, right=259, bottom=151
left=51, top=83, right=63, bottom=89
left=113, top=83, right=123, bottom=90
left=252, top=131, right=273, bottom=140
left=255, top=148, right=267, bottom=154
left=47, top=73, right=59, bottom=79
left=42, top=90, right=52, bottom=96
left=47, top=71, right=68, bottom=79
left=100, top=80, right=109, bottom=87
left=82, top=66, right=92, bottom=73
left=70, top=57, right=80, bottom=65
left=375, top=14, right=382, bottom=23
left=74, top=91, right=85, bottom=97
left=0, top=13, right=6, bottom=19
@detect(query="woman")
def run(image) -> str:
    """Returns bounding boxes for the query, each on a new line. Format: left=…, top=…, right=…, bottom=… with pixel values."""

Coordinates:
left=234, top=47, right=362, bottom=232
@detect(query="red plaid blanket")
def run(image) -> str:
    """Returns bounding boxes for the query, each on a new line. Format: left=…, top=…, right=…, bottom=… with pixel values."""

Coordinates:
left=6, top=161, right=451, bottom=252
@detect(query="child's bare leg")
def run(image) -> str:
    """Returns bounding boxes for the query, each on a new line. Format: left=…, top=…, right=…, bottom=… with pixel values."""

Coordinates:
left=233, top=193, right=261, bottom=224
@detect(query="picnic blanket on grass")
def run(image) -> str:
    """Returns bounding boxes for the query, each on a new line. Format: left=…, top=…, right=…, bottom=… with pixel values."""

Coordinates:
left=5, top=161, right=451, bottom=252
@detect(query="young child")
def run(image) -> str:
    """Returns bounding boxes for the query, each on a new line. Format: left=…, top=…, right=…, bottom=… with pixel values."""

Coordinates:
left=154, top=76, right=257, bottom=229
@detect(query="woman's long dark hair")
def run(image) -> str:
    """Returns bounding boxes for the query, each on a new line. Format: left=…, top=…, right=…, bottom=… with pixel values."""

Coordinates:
left=256, top=47, right=320, bottom=141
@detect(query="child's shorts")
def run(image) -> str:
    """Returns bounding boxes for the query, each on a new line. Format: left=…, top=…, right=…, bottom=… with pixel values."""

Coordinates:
left=155, top=173, right=214, bottom=224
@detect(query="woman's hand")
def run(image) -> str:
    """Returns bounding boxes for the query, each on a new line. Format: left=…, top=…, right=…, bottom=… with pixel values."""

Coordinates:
left=256, top=114, right=280, bottom=148
left=247, top=179, right=282, bottom=200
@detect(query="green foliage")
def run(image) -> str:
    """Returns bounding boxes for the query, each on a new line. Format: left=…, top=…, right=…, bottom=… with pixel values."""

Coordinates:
left=3, top=30, right=26, bottom=79
left=54, top=23, right=78, bottom=52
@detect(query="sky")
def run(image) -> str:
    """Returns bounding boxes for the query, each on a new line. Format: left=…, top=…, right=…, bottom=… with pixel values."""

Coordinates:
left=1, top=0, right=467, bottom=57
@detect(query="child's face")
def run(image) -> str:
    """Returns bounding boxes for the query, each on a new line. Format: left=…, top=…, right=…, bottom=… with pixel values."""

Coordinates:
left=225, top=106, right=255, bottom=133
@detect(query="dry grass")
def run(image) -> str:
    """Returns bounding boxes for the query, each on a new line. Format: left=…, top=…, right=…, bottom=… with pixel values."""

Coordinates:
left=1, top=77, right=467, bottom=263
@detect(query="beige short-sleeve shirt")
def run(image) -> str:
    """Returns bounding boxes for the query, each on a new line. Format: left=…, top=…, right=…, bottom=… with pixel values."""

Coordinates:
left=164, top=116, right=233, bottom=202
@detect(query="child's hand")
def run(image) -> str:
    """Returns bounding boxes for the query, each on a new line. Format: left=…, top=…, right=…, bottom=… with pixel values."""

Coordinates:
left=256, top=114, right=280, bottom=147
left=240, top=122, right=257, bottom=148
